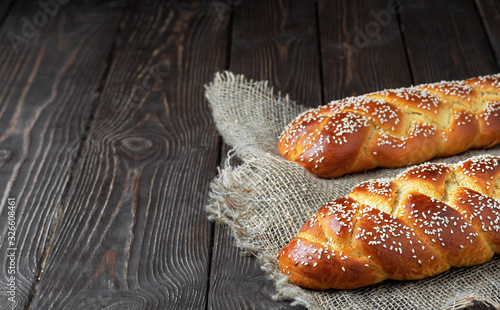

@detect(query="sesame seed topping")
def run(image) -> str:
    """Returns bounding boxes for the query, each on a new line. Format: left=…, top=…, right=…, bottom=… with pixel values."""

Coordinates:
left=278, top=134, right=500, bottom=284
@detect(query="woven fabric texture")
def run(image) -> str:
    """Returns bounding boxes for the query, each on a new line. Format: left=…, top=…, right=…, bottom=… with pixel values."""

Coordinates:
left=205, top=71, right=500, bottom=310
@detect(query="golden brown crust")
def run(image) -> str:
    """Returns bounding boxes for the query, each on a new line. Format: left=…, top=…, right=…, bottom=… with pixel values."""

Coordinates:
left=475, top=100, right=500, bottom=148
left=395, top=163, right=452, bottom=199
left=279, top=73, right=500, bottom=178
left=449, top=188, right=500, bottom=253
left=277, top=155, right=500, bottom=290
left=454, top=155, right=500, bottom=196
left=308, top=198, right=359, bottom=247
left=277, top=237, right=386, bottom=290
left=397, top=192, right=493, bottom=267
left=366, top=121, right=441, bottom=168
left=352, top=205, right=450, bottom=280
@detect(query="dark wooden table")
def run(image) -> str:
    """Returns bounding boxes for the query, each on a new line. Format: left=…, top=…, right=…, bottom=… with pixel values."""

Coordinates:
left=0, top=0, right=499, bottom=309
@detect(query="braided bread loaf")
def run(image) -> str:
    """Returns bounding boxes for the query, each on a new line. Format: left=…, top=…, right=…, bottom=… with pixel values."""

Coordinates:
left=277, top=155, right=500, bottom=290
left=278, top=74, right=500, bottom=178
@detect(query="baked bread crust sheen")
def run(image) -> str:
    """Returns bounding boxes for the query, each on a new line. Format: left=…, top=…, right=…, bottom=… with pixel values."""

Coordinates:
left=277, top=155, right=500, bottom=290
left=278, top=74, right=500, bottom=178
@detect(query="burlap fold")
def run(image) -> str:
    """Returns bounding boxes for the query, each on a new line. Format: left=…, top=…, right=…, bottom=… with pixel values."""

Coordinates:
left=205, top=71, right=500, bottom=310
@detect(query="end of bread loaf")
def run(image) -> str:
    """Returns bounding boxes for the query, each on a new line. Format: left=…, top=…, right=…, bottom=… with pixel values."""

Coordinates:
left=277, top=155, right=500, bottom=290
left=277, top=237, right=386, bottom=290
left=278, top=109, right=372, bottom=178
left=279, top=73, right=500, bottom=178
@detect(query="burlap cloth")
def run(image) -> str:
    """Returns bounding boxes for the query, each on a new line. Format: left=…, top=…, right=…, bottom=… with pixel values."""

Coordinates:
left=204, top=71, right=500, bottom=310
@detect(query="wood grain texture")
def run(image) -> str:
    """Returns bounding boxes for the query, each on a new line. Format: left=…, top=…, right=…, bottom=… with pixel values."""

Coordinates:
left=475, top=0, right=500, bottom=67
left=0, top=1, right=125, bottom=309
left=318, top=0, right=412, bottom=101
left=399, top=0, right=498, bottom=84
left=211, top=223, right=299, bottom=310
left=0, top=0, right=14, bottom=24
left=207, top=0, right=319, bottom=309
left=228, top=0, right=322, bottom=108
left=28, top=1, right=229, bottom=309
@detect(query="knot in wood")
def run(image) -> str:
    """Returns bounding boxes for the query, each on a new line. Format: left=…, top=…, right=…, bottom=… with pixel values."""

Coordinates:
left=117, top=136, right=159, bottom=162
left=120, top=136, right=153, bottom=152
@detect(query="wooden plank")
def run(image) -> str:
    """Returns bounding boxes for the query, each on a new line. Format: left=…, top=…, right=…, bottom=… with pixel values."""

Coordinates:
left=227, top=0, right=322, bottom=108
left=211, top=223, right=302, bottom=310
left=475, top=0, right=500, bottom=67
left=318, top=0, right=412, bottom=101
left=398, top=0, right=498, bottom=308
left=400, top=0, right=498, bottom=84
left=207, top=0, right=319, bottom=308
left=0, top=1, right=125, bottom=309
left=28, top=1, right=229, bottom=309
left=0, top=0, right=14, bottom=23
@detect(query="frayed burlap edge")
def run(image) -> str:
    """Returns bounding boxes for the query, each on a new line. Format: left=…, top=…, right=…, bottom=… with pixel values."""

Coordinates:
left=205, top=71, right=500, bottom=310
left=206, top=151, right=315, bottom=309
left=441, top=293, right=500, bottom=310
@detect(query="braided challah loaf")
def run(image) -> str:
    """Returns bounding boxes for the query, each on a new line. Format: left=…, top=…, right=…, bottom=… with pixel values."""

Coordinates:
left=279, top=74, right=500, bottom=178
left=277, top=155, right=500, bottom=290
